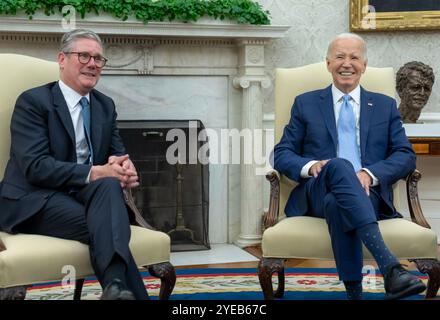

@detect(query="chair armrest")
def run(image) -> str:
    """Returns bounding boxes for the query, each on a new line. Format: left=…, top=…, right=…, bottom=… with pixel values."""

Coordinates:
left=262, top=169, right=430, bottom=231
left=123, top=189, right=156, bottom=230
left=0, top=190, right=155, bottom=251
left=263, top=169, right=281, bottom=229
left=406, top=169, right=431, bottom=229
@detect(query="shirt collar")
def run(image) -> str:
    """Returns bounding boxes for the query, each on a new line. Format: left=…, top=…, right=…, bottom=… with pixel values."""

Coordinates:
left=58, top=80, right=90, bottom=110
left=331, top=84, right=361, bottom=106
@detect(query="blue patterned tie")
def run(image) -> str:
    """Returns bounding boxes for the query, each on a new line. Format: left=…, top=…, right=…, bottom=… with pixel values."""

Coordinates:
left=337, top=94, right=361, bottom=172
left=79, top=97, right=93, bottom=164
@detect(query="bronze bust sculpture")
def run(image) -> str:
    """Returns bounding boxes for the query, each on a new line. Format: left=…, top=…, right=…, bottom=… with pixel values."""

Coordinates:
left=396, top=61, right=435, bottom=123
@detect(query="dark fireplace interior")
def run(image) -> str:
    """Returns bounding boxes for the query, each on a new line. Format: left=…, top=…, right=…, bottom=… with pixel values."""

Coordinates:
left=118, top=120, right=210, bottom=252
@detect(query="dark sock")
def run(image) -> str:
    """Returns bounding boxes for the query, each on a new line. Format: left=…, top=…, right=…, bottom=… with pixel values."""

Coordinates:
left=356, top=222, right=399, bottom=275
left=344, top=280, right=363, bottom=300
left=102, top=254, right=128, bottom=289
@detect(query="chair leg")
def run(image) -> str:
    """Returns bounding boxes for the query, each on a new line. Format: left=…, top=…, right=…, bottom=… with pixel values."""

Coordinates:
left=0, top=286, right=27, bottom=300
left=258, top=258, right=285, bottom=300
left=73, top=279, right=85, bottom=300
left=147, top=262, right=176, bottom=300
left=412, top=259, right=440, bottom=298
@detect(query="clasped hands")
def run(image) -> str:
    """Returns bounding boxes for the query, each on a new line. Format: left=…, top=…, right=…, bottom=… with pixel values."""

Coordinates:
left=90, top=154, right=139, bottom=189
left=309, top=159, right=372, bottom=196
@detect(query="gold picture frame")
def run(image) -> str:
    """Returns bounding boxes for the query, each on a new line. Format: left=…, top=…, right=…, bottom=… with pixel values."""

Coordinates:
left=350, top=0, right=440, bottom=32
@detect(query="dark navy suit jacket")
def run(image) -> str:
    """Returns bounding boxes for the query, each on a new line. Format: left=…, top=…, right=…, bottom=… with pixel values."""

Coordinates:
left=274, top=85, right=416, bottom=217
left=0, top=82, right=126, bottom=232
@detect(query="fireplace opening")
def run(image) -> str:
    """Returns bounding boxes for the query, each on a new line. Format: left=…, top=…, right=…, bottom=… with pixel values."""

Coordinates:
left=118, top=120, right=210, bottom=252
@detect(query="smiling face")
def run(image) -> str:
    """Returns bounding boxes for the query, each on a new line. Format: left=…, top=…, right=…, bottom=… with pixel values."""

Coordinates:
left=58, top=38, right=103, bottom=96
left=326, top=37, right=367, bottom=93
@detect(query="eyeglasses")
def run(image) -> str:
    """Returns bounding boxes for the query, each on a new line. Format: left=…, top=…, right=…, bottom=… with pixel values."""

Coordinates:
left=64, top=51, right=108, bottom=68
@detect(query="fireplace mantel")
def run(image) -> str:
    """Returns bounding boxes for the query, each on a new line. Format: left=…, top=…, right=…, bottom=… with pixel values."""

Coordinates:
left=0, top=15, right=290, bottom=247
left=0, top=14, right=288, bottom=39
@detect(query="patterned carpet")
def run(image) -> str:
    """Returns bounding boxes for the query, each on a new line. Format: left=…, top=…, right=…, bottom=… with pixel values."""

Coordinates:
left=25, top=268, right=427, bottom=300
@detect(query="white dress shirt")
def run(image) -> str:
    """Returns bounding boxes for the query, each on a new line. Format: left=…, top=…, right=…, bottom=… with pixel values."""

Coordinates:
left=58, top=80, right=92, bottom=182
left=300, top=84, right=378, bottom=186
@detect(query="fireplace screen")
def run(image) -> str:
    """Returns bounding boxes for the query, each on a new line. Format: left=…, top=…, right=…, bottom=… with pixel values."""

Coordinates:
left=118, top=120, right=210, bottom=252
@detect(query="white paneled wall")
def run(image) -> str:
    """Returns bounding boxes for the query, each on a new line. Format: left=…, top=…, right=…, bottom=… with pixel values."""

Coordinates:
left=258, top=0, right=440, bottom=116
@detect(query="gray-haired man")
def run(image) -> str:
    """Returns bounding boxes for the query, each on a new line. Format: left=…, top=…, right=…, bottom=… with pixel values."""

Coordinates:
left=0, top=29, right=146, bottom=300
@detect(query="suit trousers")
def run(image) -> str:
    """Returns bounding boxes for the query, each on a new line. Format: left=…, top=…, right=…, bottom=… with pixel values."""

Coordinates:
left=304, top=158, right=386, bottom=281
left=15, top=177, right=148, bottom=299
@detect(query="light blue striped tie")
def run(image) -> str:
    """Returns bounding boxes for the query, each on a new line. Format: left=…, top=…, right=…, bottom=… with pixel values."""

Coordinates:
left=79, top=97, right=93, bottom=164
left=337, top=94, right=361, bottom=172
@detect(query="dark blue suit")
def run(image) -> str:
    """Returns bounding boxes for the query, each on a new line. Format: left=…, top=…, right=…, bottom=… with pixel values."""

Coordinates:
left=0, top=82, right=148, bottom=299
left=0, top=82, right=125, bottom=231
left=274, top=85, right=416, bottom=280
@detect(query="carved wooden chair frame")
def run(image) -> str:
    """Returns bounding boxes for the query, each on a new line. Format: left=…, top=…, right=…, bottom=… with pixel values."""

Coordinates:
left=0, top=189, right=176, bottom=300
left=258, top=169, right=440, bottom=299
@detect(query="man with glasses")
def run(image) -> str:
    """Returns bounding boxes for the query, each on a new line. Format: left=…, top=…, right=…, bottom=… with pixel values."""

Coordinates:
left=0, top=29, right=147, bottom=300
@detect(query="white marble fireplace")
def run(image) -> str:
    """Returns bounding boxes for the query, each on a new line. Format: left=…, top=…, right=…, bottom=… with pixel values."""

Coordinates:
left=0, top=15, right=289, bottom=246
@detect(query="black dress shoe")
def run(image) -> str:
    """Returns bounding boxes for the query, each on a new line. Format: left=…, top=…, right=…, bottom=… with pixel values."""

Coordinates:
left=101, top=279, right=135, bottom=300
left=384, top=263, right=426, bottom=300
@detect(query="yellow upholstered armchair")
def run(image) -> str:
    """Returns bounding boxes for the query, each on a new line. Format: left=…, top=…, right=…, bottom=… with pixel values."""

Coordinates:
left=258, top=62, right=440, bottom=299
left=0, top=54, right=176, bottom=300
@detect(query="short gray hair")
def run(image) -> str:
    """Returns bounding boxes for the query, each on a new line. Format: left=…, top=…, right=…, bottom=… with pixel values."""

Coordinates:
left=60, top=29, right=103, bottom=53
left=326, top=33, right=367, bottom=59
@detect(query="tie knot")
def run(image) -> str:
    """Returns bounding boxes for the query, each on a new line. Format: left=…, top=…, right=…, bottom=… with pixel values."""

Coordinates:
left=79, top=97, right=89, bottom=109
left=343, top=94, right=351, bottom=103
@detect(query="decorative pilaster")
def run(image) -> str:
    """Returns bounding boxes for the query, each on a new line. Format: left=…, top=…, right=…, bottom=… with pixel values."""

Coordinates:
left=233, top=40, right=271, bottom=247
